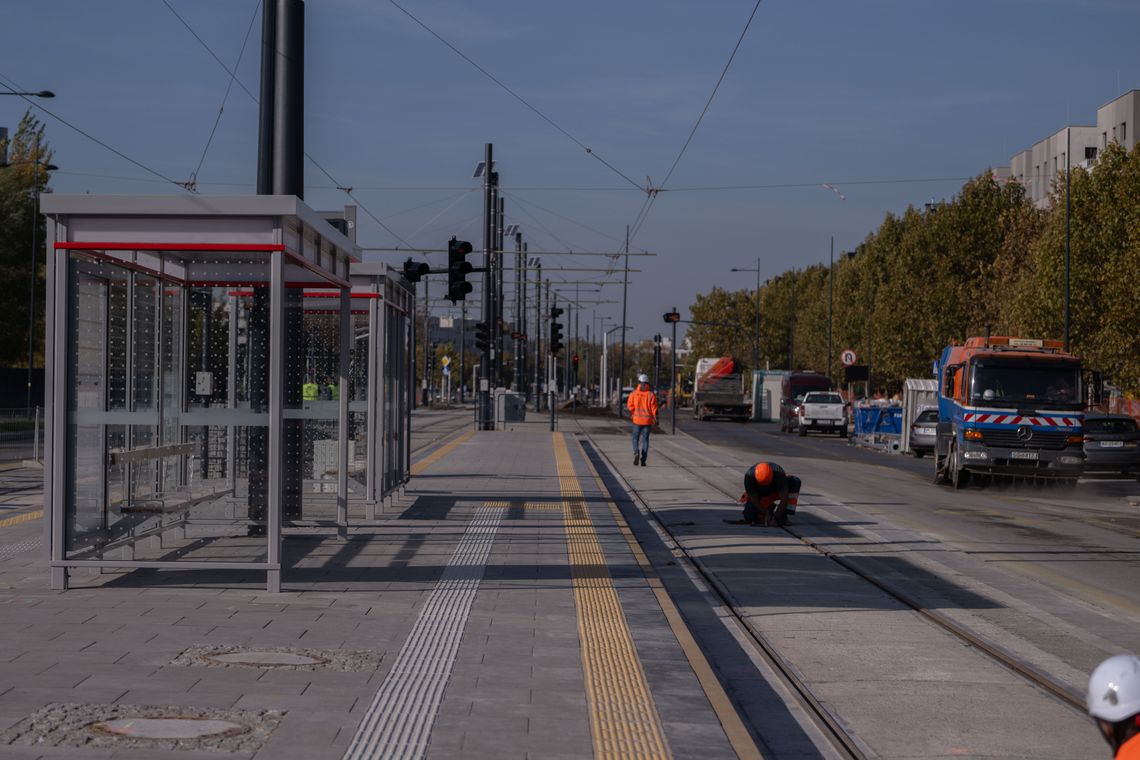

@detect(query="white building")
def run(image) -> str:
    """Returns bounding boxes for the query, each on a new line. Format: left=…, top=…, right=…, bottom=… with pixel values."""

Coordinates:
left=1005, top=89, right=1138, bottom=209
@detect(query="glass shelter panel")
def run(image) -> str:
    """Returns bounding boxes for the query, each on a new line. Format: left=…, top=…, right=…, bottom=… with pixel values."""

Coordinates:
left=64, top=250, right=272, bottom=564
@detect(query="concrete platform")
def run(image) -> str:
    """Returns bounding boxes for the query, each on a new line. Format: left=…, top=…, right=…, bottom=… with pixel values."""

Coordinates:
left=0, top=407, right=1116, bottom=758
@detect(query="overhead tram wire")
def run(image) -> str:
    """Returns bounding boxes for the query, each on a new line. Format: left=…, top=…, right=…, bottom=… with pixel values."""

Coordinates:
left=0, top=75, right=190, bottom=192
left=182, top=0, right=262, bottom=191
left=629, top=0, right=764, bottom=241
left=387, top=0, right=646, bottom=195
left=160, top=4, right=424, bottom=251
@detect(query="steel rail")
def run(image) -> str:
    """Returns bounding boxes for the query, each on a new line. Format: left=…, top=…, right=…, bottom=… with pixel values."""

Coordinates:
left=576, top=418, right=1089, bottom=760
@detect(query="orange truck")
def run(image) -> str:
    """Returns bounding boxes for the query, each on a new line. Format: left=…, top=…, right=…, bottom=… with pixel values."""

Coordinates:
left=933, top=337, right=1085, bottom=488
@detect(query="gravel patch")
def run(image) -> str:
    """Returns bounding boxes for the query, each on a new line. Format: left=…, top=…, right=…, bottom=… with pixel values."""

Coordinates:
left=172, top=644, right=383, bottom=672
left=0, top=702, right=281, bottom=753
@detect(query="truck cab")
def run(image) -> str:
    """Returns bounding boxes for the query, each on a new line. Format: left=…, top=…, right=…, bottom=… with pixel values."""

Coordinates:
left=933, top=337, right=1084, bottom=488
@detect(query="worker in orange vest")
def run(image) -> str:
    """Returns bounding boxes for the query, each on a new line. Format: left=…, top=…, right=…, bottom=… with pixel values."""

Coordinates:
left=725, top=461, right=801, bottom=527
left=1089, top=654, right=1140, bottom=760
left=627, top=373, right=658, bottom=466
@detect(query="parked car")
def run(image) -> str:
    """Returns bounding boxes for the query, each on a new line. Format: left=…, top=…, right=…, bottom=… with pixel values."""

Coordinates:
left=1082, top=413, right=1140, bottom=477
left=797, top=391, right=847, bottom=437
left=909, top=408, right=938, bottom=458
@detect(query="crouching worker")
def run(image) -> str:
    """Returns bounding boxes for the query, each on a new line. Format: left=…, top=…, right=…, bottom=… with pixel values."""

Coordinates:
left=725, top=461, right=800, bottom=526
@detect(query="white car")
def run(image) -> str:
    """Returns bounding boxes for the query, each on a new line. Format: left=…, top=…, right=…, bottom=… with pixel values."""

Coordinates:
left=797, top=392, right=847, bottom=437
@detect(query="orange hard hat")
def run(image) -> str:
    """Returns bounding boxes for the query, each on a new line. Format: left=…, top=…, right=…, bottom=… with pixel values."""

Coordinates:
left=753, top=462, right=773, bottom=485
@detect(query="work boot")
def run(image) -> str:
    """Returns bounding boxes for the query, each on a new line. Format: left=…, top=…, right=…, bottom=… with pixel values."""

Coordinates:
left=640, top=454, right=647, bottom=466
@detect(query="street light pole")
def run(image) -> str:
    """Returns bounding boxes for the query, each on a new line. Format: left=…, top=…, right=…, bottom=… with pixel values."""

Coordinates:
left=730, top=261, right=762, bottom=370
left=828, top=236, right=834, bottom=381
left=1064, top=126, right=1071, bottom=352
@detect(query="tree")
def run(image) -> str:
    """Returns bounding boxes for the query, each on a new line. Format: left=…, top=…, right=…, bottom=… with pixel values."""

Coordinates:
left=0, top=112, right=53, bottom=368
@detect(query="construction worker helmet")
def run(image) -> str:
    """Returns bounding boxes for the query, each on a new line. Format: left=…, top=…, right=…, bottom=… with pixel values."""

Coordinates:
left=753, top=462, right=774, bottom=485
left=637, top=374, right=649, bottom=384
left=1088, top=654, right=1140, bottom=723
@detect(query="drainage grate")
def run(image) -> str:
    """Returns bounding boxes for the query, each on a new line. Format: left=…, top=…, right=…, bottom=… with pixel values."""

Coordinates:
left=0, top=703, right=281, bottom=753
left=172, top=645, right=382, bottom=672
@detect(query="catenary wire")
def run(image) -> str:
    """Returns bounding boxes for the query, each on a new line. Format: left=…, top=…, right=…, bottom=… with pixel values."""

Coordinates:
left=184, top=0, right=262, bottom=189
left=158, top=4, right=421, bottom=249
left=0, top=75, right=191, bottom=191
left=388, top=0, right=647, bottom=195
left=630, top=0, right=763, bottom=242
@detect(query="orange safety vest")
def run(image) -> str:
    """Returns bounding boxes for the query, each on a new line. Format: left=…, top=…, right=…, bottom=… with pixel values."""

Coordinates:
left=627, top=386, right=658, bottom=426
left=1118, top=733, right=1140, bottom=760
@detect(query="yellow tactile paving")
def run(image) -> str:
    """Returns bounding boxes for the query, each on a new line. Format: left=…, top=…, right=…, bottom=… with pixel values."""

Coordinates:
left=410, top=430, right=473, bottom=475
left=573, top=439, right=764, bottom=760
left=0, top=510, right=41, bottom=530
left=553, top=433, right=672, bottom=760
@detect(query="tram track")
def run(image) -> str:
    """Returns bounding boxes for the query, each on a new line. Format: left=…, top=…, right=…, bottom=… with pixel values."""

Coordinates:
left=576, top=419, right=1088, bottom=760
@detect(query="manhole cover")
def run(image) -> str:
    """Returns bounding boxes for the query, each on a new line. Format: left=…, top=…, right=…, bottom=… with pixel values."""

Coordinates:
left=91, top=717, right=250, bottom=740
left=205, top=651, right=327, bottom=667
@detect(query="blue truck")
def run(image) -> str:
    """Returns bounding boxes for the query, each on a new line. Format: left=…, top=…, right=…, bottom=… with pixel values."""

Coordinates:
left=933, top=336, right=1085, bottom=488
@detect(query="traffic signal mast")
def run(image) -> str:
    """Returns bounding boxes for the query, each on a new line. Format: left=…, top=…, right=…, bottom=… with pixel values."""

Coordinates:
left=447, top=237, right=474, bottom=303
left=549, top=307, right=564, bottom=355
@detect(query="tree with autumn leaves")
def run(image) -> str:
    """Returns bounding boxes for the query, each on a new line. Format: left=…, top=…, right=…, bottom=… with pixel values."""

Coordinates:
left=686, top=142, right=1140, bottom=396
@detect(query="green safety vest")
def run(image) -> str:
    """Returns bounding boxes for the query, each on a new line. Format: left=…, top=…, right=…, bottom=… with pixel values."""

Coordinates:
left=327, top=384, right=339, bottom=401
left=302, top=382, right=319, bottom=401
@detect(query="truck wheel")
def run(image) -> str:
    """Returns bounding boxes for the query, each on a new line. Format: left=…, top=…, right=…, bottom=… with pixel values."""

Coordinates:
left=932, top=448, right=948, bottom=485
left=798, top=423, right=807, bottom=437
left=839, top=428, right=848, bottom=439
left=949, top=442, right=970, bottom=489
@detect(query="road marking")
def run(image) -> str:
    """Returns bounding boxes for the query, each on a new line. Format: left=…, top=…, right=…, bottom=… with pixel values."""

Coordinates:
left=410, top=430, right=472, bottom=475
left=553, top=433, right=672, bottom=760
left=0, top=510, right=42, bottom=529
left=574, top=438, right=764, bottom=760
left=341, top=501, right=503, bottom=760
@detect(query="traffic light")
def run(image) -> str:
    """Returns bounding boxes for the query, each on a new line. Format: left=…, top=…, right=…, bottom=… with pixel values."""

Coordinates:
left=550, top=321, right=564, bottom=355
left=549, top=306, right=564, bottom=354
left=447, top=237, right=474, bottom=303
left=474, top=322, right=491, bottom=353
left=402, top=258, right=429, bottom=283
left=572, top=353, right=579, bottom=366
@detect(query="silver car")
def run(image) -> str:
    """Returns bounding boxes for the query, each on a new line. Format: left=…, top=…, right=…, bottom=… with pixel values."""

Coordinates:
left=909, top=409, right=938, bottom=457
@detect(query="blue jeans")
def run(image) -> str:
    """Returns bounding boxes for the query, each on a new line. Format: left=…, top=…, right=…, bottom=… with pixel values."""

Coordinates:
left=631, top=424, right=651, bottom=457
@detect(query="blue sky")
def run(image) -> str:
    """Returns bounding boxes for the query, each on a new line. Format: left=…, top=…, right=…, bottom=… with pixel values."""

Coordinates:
left=3, top=0, right=1138, bottom=344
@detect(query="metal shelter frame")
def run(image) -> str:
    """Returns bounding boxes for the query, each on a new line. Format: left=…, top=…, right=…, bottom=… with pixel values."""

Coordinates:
left=39, top=195, right=411, bottom=592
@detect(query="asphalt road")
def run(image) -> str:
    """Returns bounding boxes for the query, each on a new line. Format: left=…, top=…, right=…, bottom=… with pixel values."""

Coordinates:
left=672, top=415, right=1140, bottom=678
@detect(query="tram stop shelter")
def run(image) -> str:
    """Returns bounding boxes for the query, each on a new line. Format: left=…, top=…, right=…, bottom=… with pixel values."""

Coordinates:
left=38, top=195, right=411, bottom=592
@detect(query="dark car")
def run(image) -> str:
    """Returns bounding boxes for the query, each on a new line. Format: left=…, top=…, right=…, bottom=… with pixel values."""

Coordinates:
left=909, top=408, right=938, bottom=457
left=1082, top=413, right=1140, bottom=476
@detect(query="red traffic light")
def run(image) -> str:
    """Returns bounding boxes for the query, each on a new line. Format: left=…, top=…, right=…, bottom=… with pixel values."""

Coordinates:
left=572, top=354, right=579, bottom=364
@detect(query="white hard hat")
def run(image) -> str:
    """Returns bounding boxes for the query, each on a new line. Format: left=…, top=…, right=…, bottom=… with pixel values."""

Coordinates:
left=637, top=374, right=649, bottom=383
left=1088, top=654, right=1140, bottom=722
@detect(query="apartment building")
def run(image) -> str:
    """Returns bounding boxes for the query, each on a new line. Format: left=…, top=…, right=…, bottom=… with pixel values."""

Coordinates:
left=1002, top=89, right=1138, bottom=208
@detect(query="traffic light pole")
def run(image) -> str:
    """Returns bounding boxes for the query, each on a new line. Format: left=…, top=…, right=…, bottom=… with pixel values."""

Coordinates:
left=478, top=143, right=493, bottom=429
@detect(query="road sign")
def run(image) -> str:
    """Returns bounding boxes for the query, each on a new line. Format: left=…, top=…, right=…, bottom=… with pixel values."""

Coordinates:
left=442, top=365, right=451, bottom=376
left=440, top=356, right=451, bottom=367
left=841, top=349, right=858, bottom=367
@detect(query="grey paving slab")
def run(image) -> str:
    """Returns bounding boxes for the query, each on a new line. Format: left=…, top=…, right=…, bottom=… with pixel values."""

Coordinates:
left=0, top=415, right=748, bottom=759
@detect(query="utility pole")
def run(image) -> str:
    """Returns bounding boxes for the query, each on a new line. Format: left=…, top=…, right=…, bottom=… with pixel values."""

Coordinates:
left=1064, top=126, right=1071, bottom=352
left=459, top=299, right=466, bottom=404
left=534, top=264, right=543, bottom=409
left=618, top=225, right=630, bottom=417
left=514, top=232, right=523, bottom=393
left=828, top=236, right=834, bottom=381
left=478, top=143, right=493, bottom=429
left=496, top=196, right=505, bottom=387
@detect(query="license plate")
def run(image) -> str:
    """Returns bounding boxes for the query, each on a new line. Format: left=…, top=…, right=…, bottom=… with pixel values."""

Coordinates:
left=917, top=427, right=935, bottom=435
left=1010, top=451, right=1038, bottom=460
left=821, top=419, right=834, bottom=425
left=1100, top=440, right=1124, bottom=448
